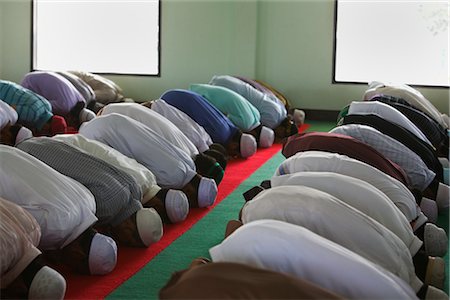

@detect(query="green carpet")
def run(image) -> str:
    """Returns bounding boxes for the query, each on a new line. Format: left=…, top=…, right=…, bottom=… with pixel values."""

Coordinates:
left=107, top=121, right=449, bottom=299
left=305, top=120, right=337, bottom=132
left=108, top=150, right=286, bottom=299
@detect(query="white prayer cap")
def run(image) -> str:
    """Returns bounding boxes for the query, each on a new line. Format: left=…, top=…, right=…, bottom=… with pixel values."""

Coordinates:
left=259, top=126, right=274, bottom=148
left=88, top=233, right=118, bottom=275
left=79, top=108, right=96, bottom=123
left=136, top=208, right=163, bottom=247
left=165, top=189, right=189, bottom=223
left=198, top=177, right=218, bottom=208
left=293, top=109, right=305, bottom=126
left=15, top=126, right=33, bottom=145
left=240, top=133, right=257, bottom=158
left=28, top=266, right=66, bottom=300
left=0, top=100, right=18, bottom=129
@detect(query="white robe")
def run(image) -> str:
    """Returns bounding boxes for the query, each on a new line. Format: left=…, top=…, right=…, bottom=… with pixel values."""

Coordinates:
left=209, top=75, right=287, bottom=129
left=0, top=145, right=97, bottom=250
left=271, top=172, right=423, bottom=255
left=53, top=133, right=161, bottom=205
left=151, top=99, right=213, bottom=153
left=210, top=219, right=418, bottom=299
left=79, top=113, right=197, bottom=189
left=275, top=151, right=427, bottom=231
left=100, top=103, right=199, bottom=158
left=241, top=186, right=422, bottom=292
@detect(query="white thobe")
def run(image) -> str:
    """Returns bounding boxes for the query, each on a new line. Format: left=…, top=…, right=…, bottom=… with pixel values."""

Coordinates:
left=347, top=100, right=432, bottom=145
left=209, top=75, right=287, bottom=129
left=275, top=151, right=427, bottom=230
left=271, top=172, right=423, bottom=255
left=210, top=219, right=418, bottom=300
left=79, top=113, right=197, bottom=189
left=0, top=145, right=97, bottom=250
left=100, top=103, right=199, bottom=158
left=330, top=124, right=436, bottom=191
left=53, top=134, right=161, bottom=205
left=241, top=186, right=422, bottom=292
left=363, top=81, right=448, bottom=130
left=151, top=99, right=213, bottom=153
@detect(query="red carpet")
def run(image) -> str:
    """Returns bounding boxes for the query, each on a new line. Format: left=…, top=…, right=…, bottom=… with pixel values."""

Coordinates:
left=62, top=142, right=285, bottom=299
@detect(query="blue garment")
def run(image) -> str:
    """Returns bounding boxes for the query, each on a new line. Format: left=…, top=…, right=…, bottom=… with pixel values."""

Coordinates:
left=161, top=89, right=238, bottom=145
left=189, top=83, right=261, bottom=131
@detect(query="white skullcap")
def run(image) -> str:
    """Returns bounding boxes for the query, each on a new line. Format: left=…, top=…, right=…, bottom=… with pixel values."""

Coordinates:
left=197, top=177, right=218, bottom=208
left=259, top=126, right=275, bottom=148
left=15, top=126, right=33, bottom=145
left=79, top=108, right=96, bottom=123
left=88, top=233, right=118, bottom=275
left=136, top=208, right=163, bottom=247
left=28, top=266, right=66, bottom=300
left=0, top=100, right=18, bottom=129
left=293, top=109, right=305, bottom=126
left=165, top=189, right=189, bottom=223
left=240, top=133, right=257, bottom=158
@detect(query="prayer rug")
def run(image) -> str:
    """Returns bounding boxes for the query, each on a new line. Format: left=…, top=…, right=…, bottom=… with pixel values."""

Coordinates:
left=60, top=121, right=449, bottom=299
left=62, top=126, right=304, bottom=299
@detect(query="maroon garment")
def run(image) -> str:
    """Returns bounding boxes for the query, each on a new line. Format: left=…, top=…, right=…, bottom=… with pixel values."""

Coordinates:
left=160, top=262, right=343, bottom=299
left=282, top=132, right=409, bottom=186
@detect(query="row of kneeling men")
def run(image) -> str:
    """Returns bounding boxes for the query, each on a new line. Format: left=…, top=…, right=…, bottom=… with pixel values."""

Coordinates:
left=0, top=71, right=302, bottom=299
left=159, top=81, right=449, bottom=300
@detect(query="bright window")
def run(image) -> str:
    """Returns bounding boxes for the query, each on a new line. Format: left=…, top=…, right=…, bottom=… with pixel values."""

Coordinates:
left=32, top=0, right=160, bottom=76
left=334, top=0, right=449, bottom=87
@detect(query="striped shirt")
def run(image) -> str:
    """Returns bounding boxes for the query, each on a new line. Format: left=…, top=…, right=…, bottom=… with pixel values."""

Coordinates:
left=342, top=114, right=443, bottom=181
left=0, top=80, right=53, bottom=130
left=17, top=137, right=142, bottom=227
left=330, top=124, right=436, bottom=191
left=53, top=133, right=161, bottom=205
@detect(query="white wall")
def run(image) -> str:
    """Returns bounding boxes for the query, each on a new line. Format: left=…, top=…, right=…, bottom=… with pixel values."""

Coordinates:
left=0, top=0, right=448, bottom=114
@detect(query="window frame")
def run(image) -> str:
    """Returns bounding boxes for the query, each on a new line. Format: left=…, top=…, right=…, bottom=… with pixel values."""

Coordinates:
left=31, top=0, right=161, bottom=77
left=332, top=0, right=449, bottom=89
